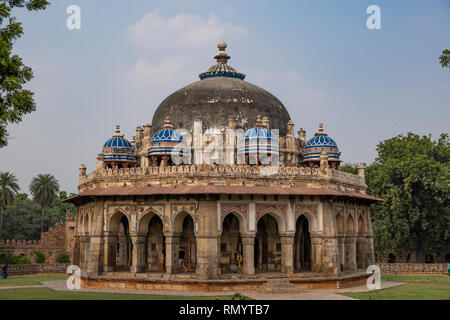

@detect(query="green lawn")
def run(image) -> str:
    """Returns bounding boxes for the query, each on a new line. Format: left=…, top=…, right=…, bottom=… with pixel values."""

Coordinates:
left=0, top=287, right=235, bottom=300
left=0, top=274, right=68, bottom=287
left=340, top=274, right=450, bottom=300
left=0, top=274, right=238, bottom=300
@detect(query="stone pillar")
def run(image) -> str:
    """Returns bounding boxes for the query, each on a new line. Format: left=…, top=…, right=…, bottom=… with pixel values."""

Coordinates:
left=365, top=236, right=375, bottom=266
left=130, top=234, right=146, bottom=273
left=356, top=236, right=366, bottom=269
left=310, top=234, right=324, bottom=273
left=103, top=234, right=116, bottom=272
left=86, top=235, right=103, bottom=275
left=242, top=235, right=255, bottom=275
left=165, top=234, right=180, bottom=274
left=79, top=236, right=86, bottom=269
left=345, top=236, right=357, bottom=271
left=72, top=235, right=81, bottom=267
left=280, top=234, right=295, bottom=274
left=357, top=163, right=366, bottom=182
left=96, top=154, right=105, bottom=170
left=338, top=236, right=345, bottom=272
left=196, top=236, right=220, bottom=280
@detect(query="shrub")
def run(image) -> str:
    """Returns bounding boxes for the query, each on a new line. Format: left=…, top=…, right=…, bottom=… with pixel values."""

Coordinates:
left=34, top=251, right=46, bottom=264
left=0, top=251, right=19, bottom=264
left=17, top=256, right=32, bottom=264
left=56, top=252, right=71, bottom=264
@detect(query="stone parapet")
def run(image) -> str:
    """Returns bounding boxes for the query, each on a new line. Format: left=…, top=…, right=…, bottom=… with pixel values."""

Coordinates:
left=377, top=263, right=447, bottom=275
left=80, top=165, right=366, bottom=194
left=6, top=263, right=69, bottom=275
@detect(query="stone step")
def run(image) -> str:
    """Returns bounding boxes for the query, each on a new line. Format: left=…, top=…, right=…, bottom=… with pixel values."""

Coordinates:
left=257, top=278, right=303, bottom=294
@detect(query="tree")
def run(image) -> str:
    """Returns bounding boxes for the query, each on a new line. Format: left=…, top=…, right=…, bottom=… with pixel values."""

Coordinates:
left=2, top=189, right=74, bottom=240
left=0, top=171, right=19, bottom=237
left=439, top=49, right=450, bottom=68
left=29, top=174, right=59, bottom=234
left=339, top=163, right=358, bottom=175
left=0, top=0, right=50, bottom=148
left=366, top=133, right=450, bottom=260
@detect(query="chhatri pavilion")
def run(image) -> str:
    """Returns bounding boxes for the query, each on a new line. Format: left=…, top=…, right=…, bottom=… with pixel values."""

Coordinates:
left=66, top=41, right=381, bottom=292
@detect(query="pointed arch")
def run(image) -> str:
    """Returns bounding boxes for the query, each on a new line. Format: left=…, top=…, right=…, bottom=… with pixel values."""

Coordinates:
left=222, top=211, right=246, bottom=234
left=295, top=210, right=318, bottom=233
left=255, top=211, right=286, bottom=233
left=346, top=214, right=355, bottom=236
left=138, top=210, right=164, bottom=234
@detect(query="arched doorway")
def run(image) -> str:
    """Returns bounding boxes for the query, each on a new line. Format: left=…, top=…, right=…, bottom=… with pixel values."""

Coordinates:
left=109, top=212, right=132, bottom=271
left=294, top=215, right=311, bottom=272
left=180, top=214, right=196, bottom=272
left=144, top=215, right=165, bottom=272
left=220, top=213, right=242, bottom=273
left=254, top=214, right=281, bottom=272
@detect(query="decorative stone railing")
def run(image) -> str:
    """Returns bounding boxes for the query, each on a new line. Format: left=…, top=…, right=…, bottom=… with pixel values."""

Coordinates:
left=377, top=263, right=448, bottom=275
left=81, top=165, right=366, bottom=187
left=330, top=169, right=364, bottom=185
left=97, top=165, right=323, bottom=178
left=6, top=263, right=69, bottom=275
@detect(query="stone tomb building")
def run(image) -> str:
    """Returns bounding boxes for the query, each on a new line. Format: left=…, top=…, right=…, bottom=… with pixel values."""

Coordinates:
left=66, top=42, right=381, bottom=291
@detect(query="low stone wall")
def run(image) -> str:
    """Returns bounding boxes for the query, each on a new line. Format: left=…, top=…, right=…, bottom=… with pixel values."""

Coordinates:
left=377, top=263, right=447, bottom=275
left=6, top=264, right=69, bottom=275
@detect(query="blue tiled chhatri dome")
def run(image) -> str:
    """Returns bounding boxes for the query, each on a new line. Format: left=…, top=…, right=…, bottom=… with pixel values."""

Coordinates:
left=148, top=117, right=184, bottom=156
left=240, top=115, right=279, bottom=154
left=303, top=123, right=341, bottom=164
left=102, top=125, right=137, bottom=165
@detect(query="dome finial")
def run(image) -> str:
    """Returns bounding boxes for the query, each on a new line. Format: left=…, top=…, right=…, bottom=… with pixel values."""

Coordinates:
left=114, top=125, right=122, bottom=137
left=162, top=116, right=174, bottom=129
left=315, top=123, right=327, bottom=136
left=215, top=40, right=230, bottom=64
left=255, top=114, right=264, bottom=127
left=318, top=123, right=324, bottom=133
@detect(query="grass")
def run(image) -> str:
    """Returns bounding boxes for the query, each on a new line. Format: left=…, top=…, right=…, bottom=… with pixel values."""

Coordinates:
left=340, top=274, right=450, bottom=300
left=0, top=274, right=238, bottom=300
left=0, top=287, right=236, bottom=300
left=0, top=274, right=67, bottom=287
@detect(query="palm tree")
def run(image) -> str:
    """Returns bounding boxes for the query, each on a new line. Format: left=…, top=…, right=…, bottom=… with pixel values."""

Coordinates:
left=29, top=174, right=59, bottom=233
left=0, top=172, right=20, bottom=238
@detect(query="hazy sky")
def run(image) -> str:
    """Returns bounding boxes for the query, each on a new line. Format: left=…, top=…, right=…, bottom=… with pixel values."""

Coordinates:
left=0, top=0, right=449, bottom=194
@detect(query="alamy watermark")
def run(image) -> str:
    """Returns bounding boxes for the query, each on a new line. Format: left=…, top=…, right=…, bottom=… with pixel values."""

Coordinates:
left=66, top=265, right=81, bottom=290
left=66, top=5, right=81, bottom=30
left=366, top=264, right=381, bottom=290
left=367, top=5, right=381, bottom=30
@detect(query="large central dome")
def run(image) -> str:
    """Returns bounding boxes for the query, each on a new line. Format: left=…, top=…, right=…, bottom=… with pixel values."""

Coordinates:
left=151, top=41, right=291, bottom=135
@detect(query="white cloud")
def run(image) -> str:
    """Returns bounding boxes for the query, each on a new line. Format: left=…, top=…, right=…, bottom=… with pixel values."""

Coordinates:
left=122, top=10, right=249, bottom=105
left=126, top=10, right=248, bottom=56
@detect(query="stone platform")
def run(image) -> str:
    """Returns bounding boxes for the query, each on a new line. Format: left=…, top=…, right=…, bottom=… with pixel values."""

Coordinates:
left=81, top=271, right=370, bottom=293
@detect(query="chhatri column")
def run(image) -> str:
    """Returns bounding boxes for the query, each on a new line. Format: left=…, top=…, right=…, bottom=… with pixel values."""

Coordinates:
left=280, top=233, right=295, bottom=274
left=130, top=234, right=146, bottom=273
left=242, top=234, right=255, bottom=275
left=165, top=234, right=180, bottom=274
